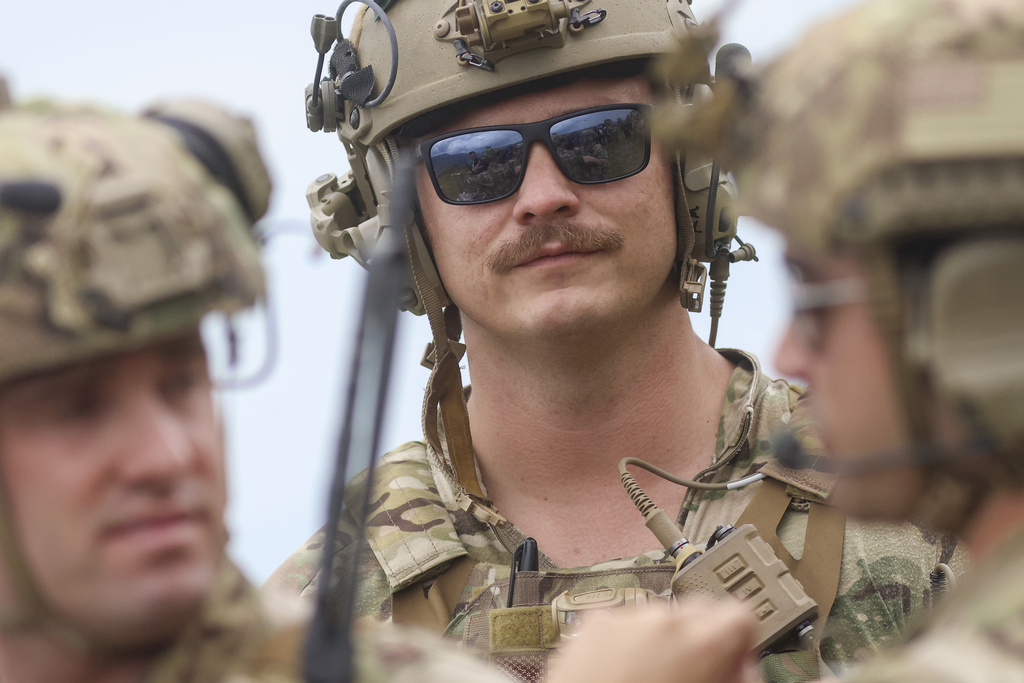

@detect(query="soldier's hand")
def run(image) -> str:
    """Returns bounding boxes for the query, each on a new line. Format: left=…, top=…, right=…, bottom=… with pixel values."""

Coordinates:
left=548, top=600, right=757, bottom=683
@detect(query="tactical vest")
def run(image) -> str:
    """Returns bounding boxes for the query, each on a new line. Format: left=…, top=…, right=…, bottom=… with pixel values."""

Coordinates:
left=359, top=449, right=844, bottom=683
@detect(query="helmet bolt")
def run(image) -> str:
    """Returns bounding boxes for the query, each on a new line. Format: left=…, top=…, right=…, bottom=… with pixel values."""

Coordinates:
left=433, top=20, right=451, bottom=38
left=349, top=107, right=360, bottom=129
left=490, top=1, right=504, bottom=12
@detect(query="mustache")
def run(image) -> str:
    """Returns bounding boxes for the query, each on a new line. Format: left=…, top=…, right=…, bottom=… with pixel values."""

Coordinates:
left=486, top=221, right=625, bottom=273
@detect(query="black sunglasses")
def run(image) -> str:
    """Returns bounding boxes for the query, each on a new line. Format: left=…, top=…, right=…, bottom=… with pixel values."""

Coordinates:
left=417, top=103, right=652, bottom=205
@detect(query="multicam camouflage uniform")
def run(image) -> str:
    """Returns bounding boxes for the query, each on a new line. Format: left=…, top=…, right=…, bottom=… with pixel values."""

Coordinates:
left=269, top=350, right=968, bottom=677
left=844, top=527, right=1024, bottom=682
left=146, top=563, right=502, bottom=683
left=145, top=564, right=298, bottom=683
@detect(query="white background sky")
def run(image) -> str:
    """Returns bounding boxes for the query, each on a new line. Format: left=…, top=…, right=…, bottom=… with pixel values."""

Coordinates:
left=0, top=0, right=860, bottom=583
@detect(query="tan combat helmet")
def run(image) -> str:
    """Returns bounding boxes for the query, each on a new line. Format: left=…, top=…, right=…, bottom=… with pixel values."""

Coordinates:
left=725, top=0, right=1024, bottom=529
left=301, top=0, right=756, bottom=522
left=0, top=97, right=270, bottom=646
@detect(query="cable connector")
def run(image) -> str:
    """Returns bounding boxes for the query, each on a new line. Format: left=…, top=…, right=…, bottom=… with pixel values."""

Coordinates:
left=730, top=239, right=758, bottom=263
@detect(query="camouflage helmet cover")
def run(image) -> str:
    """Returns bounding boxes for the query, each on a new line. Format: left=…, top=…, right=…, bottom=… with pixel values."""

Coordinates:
left=730, top=0, right=1024, bottom=507
left=736, top=0, right=1024, bottom=252
left=342, top=0, right=696, bottom=148
left=0, top=101, right=269, bottom=386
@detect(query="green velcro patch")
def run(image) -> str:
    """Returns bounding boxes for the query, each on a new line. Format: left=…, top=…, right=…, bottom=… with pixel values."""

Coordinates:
left=489, top=606, right=559, bottom=653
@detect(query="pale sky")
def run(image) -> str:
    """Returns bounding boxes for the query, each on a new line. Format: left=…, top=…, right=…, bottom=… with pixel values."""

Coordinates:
left=0, top=0, right=861, bottom=583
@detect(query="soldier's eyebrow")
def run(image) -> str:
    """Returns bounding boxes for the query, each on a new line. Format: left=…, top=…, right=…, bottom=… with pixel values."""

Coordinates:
left=0, top=362, right=108, bottom=409
left=0, top=333, right=206, bottom=407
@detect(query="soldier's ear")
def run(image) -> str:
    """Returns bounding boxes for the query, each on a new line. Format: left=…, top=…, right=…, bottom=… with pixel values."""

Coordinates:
left=144, top=100, right=272, bottom=224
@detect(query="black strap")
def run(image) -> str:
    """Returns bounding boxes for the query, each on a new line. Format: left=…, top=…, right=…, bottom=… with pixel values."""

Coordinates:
left=154, top=116, right=253, bottom=222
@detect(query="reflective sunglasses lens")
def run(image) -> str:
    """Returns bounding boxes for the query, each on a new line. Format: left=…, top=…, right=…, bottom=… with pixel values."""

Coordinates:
left=550, top=107, right=647, bottom=182
left=428, top=130, right=525, bottom=203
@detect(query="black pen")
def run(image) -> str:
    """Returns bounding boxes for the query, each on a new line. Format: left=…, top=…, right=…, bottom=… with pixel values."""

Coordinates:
left=506, top=537, right=539, bottom=608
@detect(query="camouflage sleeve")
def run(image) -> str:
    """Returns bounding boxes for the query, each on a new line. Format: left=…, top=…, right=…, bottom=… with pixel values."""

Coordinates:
left=263, top=512, right=351, bottom=602
left=265, top=443, right=453, bottom=621
left=846, top=626, right=1023, bottom=683
left=215, top=610, right=507, bottom=683
left=354, top=622, right=506, bottom=683
left=263, top=506, right=393, bottom=622
left=817, top=519, right=970, bottom=674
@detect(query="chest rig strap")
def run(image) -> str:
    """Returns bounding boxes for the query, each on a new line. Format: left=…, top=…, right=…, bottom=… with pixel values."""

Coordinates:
left=735, top=477, right=846, bottom=627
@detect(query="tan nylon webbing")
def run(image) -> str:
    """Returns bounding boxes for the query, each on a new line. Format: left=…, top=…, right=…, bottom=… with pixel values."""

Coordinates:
left=390, top=555, right=478, bottom=633
left=675, top=153, right=695, bottom=264
left=404, top=226, right=486, bottom=500
left=437, top=355, right=485, bottom=499
left=735, top=478, right=846, bottom=627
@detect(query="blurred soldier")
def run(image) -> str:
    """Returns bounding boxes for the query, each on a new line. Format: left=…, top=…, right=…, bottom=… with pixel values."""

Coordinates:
left=555, top=0, right=1024, bottom=680
left=741, top=0, right=1024, bottom=678
left=0, top=94, right=280, bottom=683
left=273, top=1, right=968, bottom=678
left=0, top=89, right=515, bottom=683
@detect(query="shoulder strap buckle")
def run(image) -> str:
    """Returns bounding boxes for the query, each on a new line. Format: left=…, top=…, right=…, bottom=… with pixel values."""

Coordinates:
left=458, top=492, right=508, bottom=527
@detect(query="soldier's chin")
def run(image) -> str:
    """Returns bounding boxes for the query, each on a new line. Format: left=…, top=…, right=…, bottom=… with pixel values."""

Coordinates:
left=72, top=558, right=221, bottom=654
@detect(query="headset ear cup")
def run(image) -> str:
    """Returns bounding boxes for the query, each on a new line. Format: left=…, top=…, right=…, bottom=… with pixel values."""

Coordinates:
left=369, top=140, right=449, bottom=317
left=713, top=175, right=739, bottom=246
left=928, top=238, right=1024, bottom=451
left=682, top=160, right=739, bottom=262
left=686, top=190, right=707, bottom=260
left=707, top=174, right=738, bottom=254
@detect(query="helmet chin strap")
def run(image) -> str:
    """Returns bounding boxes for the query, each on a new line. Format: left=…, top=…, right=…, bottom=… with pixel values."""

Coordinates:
left=774, top=428, right=1006, bottom=535
left=405, top=221, right=505, bottom=525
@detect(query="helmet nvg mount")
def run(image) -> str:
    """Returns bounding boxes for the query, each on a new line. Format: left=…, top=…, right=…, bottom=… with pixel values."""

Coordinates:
left=301, top=0, right=758, bottom=519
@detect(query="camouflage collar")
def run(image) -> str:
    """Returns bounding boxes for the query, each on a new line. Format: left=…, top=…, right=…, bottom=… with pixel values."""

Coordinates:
left=712, top=348, right=763, bottom=468
left=144, top=561, right=273, bottom=683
